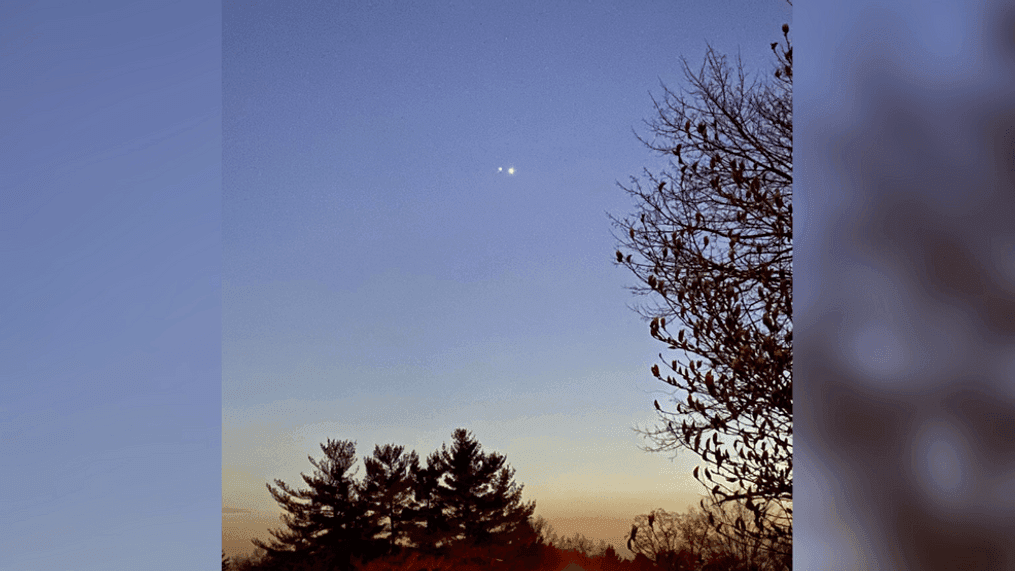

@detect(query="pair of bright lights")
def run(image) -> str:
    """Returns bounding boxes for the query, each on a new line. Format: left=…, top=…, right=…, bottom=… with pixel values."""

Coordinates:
left=497, top=167, right=516, bottom=175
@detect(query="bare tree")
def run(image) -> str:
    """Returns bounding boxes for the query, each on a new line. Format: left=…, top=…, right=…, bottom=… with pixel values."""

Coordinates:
left=699, top=495, right=790, bottom=571
left=611, top=23, right=792, bottom=562
left=551, top=530, right=610, bottom=558
left=627, top=508, right=691, bottom=563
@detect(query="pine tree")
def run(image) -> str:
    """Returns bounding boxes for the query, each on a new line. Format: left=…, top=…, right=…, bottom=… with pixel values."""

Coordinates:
left=428, top=428, right=536, bottom=557
left=360, top=444, right=419, bottom=557
left=252, top=439, right=370, bottom=571
left=405, top=449, right=451, bottom=553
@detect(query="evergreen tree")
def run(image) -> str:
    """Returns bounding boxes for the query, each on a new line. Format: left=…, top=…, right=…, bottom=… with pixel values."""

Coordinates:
left=428, top=428, right=536, bottom=556
left=252, top=439, right=370, bottom=571
left=405, top=449, right=451, bottom=553
left=360, top=444, right=419, bottom=556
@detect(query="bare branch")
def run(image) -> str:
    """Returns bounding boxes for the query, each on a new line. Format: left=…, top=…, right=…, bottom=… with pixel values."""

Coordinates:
left=612, top=23, right=792, bottom=564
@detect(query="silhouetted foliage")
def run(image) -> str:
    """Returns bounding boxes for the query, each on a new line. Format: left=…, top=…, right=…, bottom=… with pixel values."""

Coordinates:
left=550, top=529, right=610, bottom=558
left=252, top=439, right=370, bottom=571
left=242, top=496, right=804, bottom=571
left=626, top=501, right=789, bottom=571
left=421, top=428, right=537, bottom=561
left=627, top=508, right=687, bottom=564
left=248, top=429, right=536, bottom=570
left=225, top=548, right=274, bottom=571
left=699, top=495, right=789, bottom=570
left=528, top=514, right=556, bottom=546
left=631, top=552, right=656, bottom=571
left=223, top=549, right=232, bottom=571
left=669, top=504, right=720, bottom=563
left=611, top=23, right=792, bottom=563
left=405, top=451, right=451, bottom=554
left=598, top=544, right=630, bottom=571
left=360, top=443, right=419, bottom=557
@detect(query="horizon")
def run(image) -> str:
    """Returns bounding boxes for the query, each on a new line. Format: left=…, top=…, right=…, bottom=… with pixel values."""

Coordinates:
left=222, top=424, right=712, bottom=561
left=222, top=498, right=708, bottom=562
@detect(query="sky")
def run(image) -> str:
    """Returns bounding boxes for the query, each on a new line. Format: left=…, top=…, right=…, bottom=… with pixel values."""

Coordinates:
left=2, top=1, right=220, bottom=570
left=221, top=0, right=792, bottom=559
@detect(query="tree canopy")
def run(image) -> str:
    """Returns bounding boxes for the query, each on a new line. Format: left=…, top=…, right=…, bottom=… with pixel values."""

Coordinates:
left=251, top=429, right=535, bottom=570
left=416, top=428, right=537, bottom=559
left=360, top=444, right=419, bottom=556
left=611, top=23, right=792, bottom=564
left=252, top=438, right=368, bottom=570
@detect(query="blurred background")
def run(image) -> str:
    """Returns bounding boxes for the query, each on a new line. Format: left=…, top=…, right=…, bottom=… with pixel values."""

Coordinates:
left=795, top=0, right=1015, bottom=568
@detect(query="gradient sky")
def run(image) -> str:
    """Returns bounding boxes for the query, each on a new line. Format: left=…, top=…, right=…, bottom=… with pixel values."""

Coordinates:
left=222, top=0, right=791, bottom=558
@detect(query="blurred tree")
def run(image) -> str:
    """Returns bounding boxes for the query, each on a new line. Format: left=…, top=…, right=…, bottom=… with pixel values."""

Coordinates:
left=222, top=549, right=231, bottom=571
left=528, top=514, right=555, bottom=546
left=669, top=504, right=721, bottom=564
left=611, top=22, right=792, bottom=564
left=630, top=552, right=656, bottom=571
left=360, top=444, right=420, bottom=556
left=601, top=544, right=624, bottom=571
left=226, top=548, right=267, bottom=571
left=252, top=439, right=371, bottom=571
left=551, top=530, right=610, bottom=558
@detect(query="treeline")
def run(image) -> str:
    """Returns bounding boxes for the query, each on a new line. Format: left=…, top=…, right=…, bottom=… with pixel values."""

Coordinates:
left=224, top=428, right=787, bottom=571
left=622, top=500, right=791, bottom=571
left=228, top=428, right=540, bottom=571
left=528, top=499, right=788, bottom=571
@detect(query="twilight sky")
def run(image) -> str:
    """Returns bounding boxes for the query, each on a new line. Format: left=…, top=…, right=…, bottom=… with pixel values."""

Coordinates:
left=222, top=0, right=791, bottom=558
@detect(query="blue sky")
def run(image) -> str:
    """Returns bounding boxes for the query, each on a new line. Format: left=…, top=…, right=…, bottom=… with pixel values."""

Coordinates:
left=222, top=0, right=791, bottom=558
left=2, top=2, right=220, bottom=569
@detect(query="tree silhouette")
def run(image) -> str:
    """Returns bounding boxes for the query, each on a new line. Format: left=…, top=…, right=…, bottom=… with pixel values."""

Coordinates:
left=360, top=444, right=419, bottom=557
left=550, top=529, right=610, bottom=558
left=420, top=428, right=537, bottom=560
left=627, top=507, right=715, bottom=571
left=697, top=495, right=789, bottom=571
left=252, top=439, right=370, bottom=571
left=248, top=430, right=539, bottom=569
left=611, top=22, right=792, bottom=563
left=601, top=544, right=624, bottom=571
left=405, top=448, right=451, bottom=553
